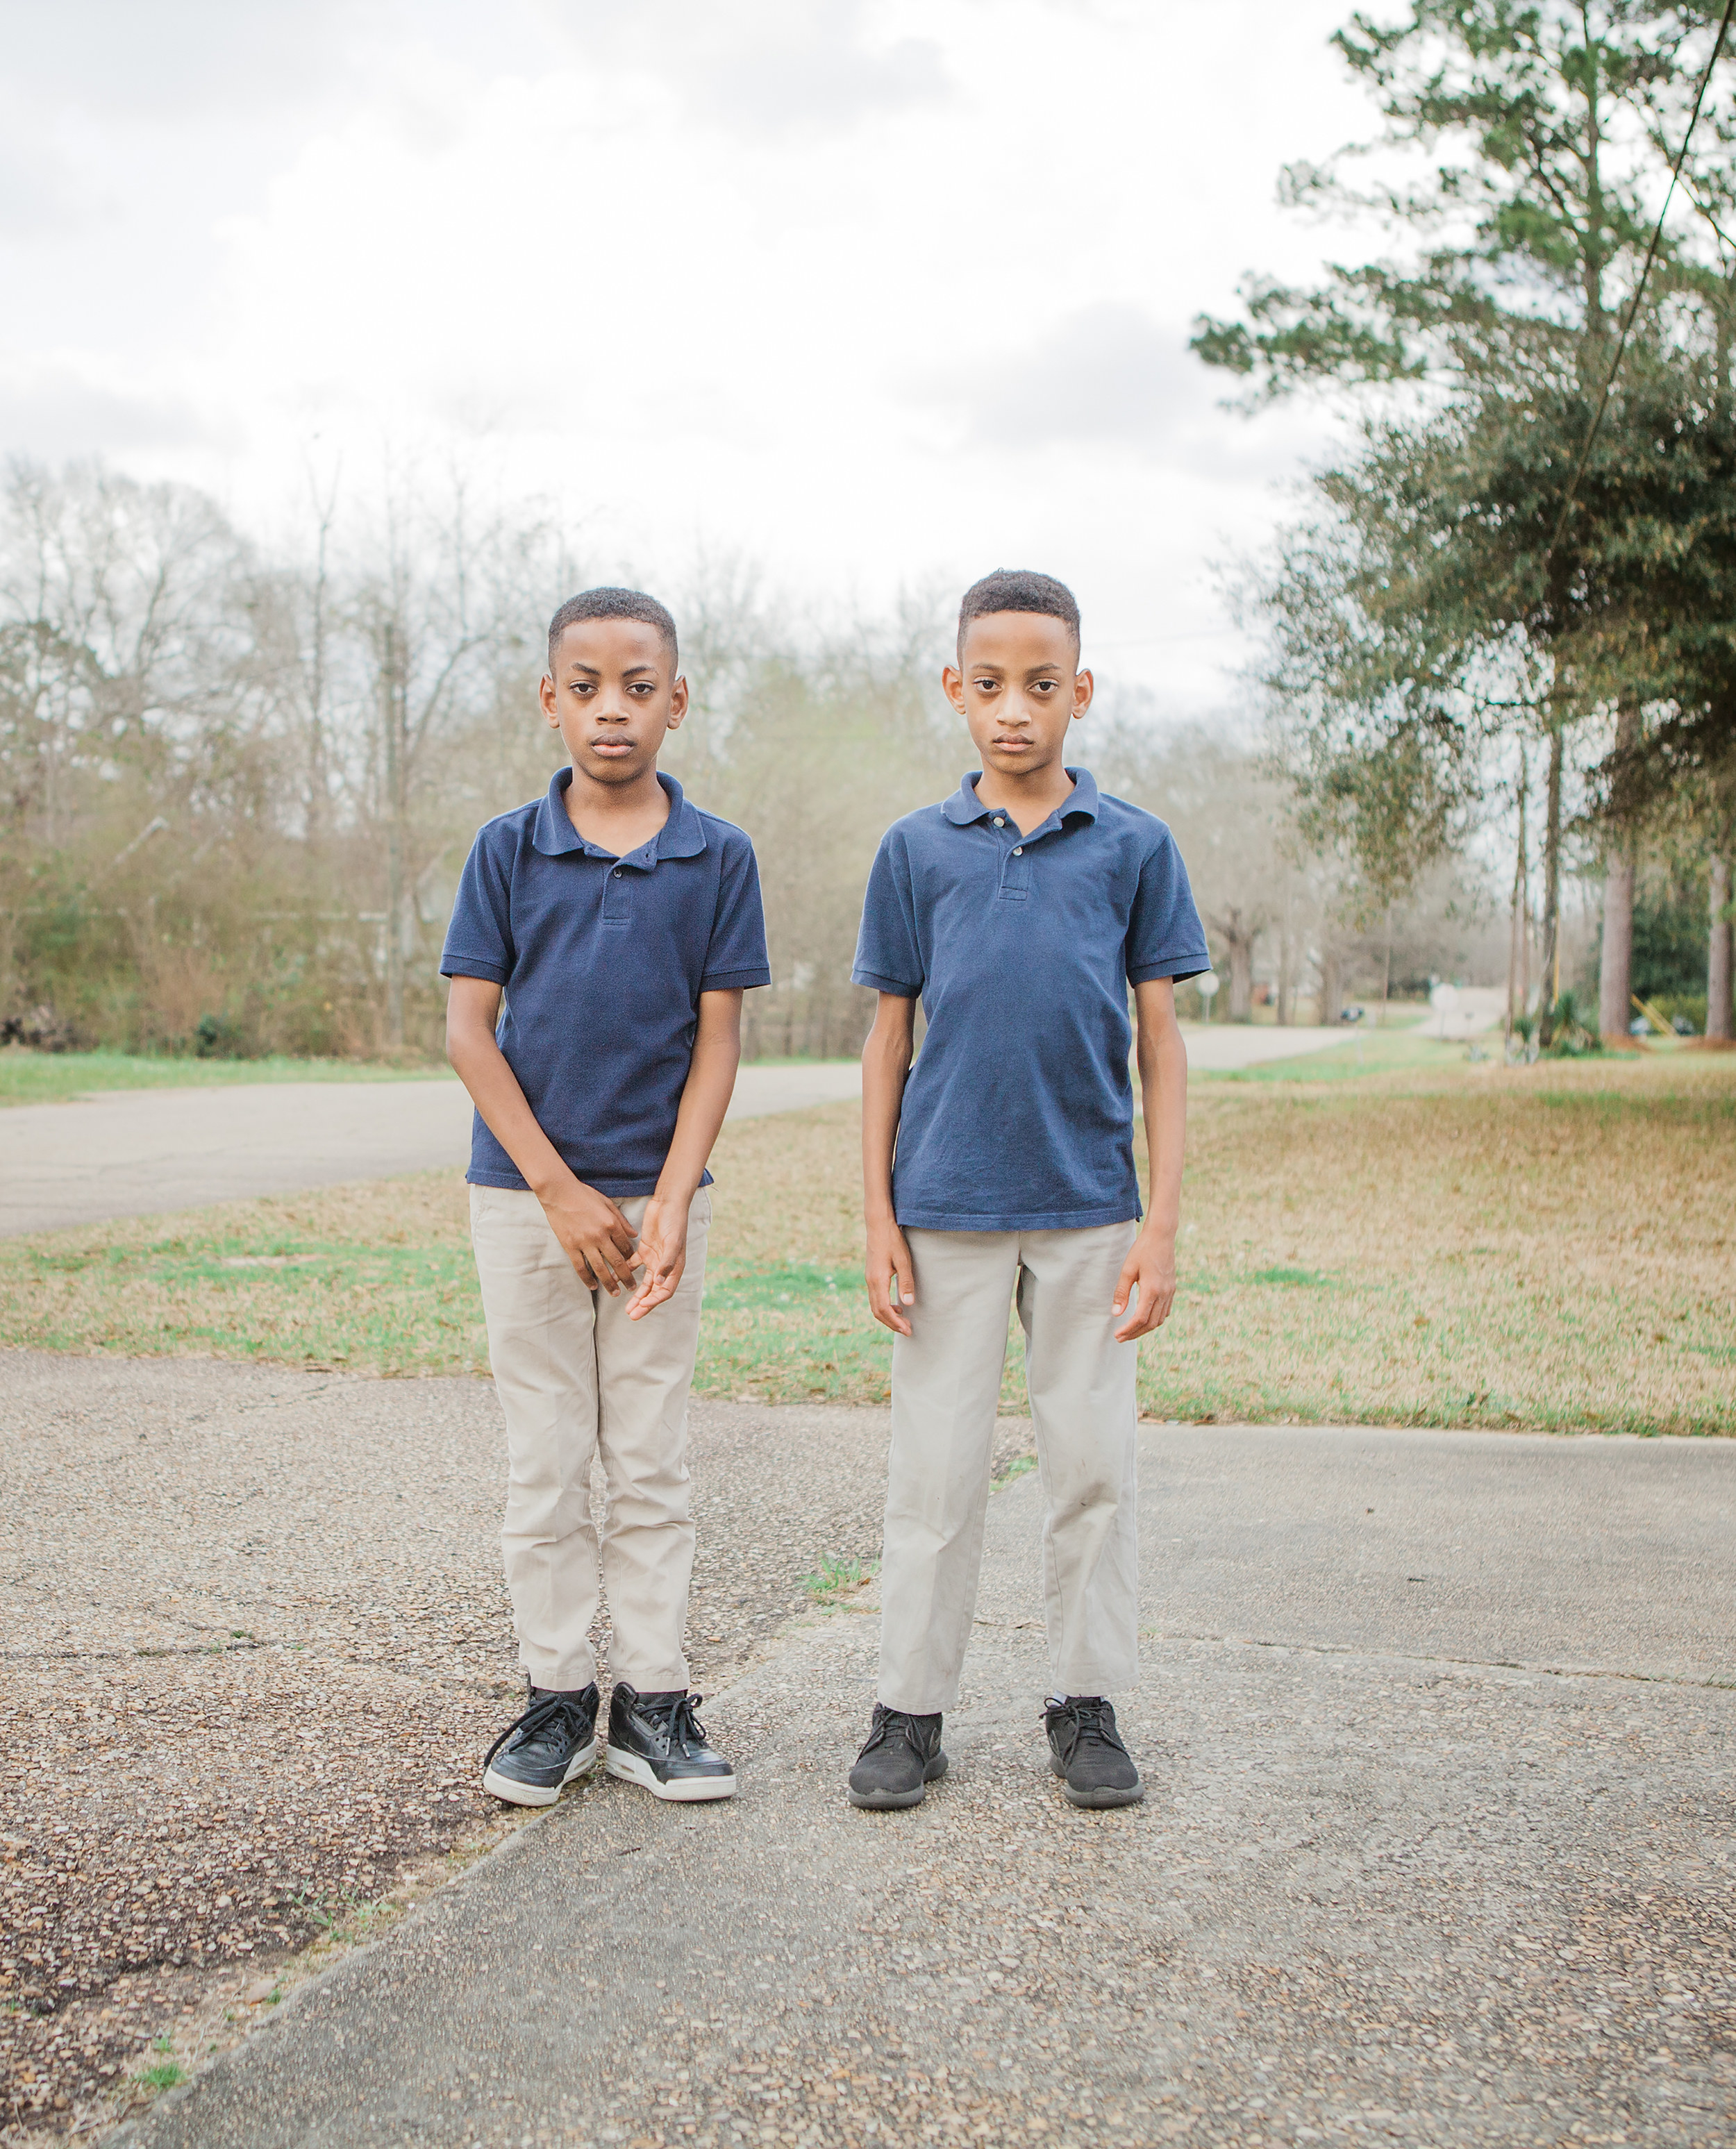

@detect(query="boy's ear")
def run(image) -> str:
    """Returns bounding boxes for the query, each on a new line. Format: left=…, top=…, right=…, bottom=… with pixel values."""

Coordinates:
left=1071, top=666, right=1094, bottom=719
left=942, top=664, right=967, bottom=715
left=665, top=671, right=690, bottom=729
left=539, top=673, right=559, bottom=727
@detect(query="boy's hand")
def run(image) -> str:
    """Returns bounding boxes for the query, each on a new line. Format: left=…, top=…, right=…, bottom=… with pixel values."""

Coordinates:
left=1112, top=1224, right=1177, bottom=1342
left=627, top=1193, right=690, bottom=1321
left=866, top=1218, right=917, bottom=1337
left=540, top=1177, right=640, bottom=1294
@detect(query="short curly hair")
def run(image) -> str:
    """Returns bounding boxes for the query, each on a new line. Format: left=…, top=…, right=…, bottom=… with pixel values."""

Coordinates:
left=546, top=586, right=678, bottom=673
left=956, top=569, right=1080, bottom=662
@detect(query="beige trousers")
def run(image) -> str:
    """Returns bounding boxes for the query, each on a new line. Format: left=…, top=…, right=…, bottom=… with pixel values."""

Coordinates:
left=878, top=1220, right=1141, bottom=1714
left=469, top=1185, right=710, bottom=1694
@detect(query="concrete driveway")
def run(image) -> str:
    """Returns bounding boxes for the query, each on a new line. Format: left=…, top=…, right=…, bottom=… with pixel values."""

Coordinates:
left=92, top=1399, right=1733, bottom=2149
left=0, top=1062, right=865, bottom=1237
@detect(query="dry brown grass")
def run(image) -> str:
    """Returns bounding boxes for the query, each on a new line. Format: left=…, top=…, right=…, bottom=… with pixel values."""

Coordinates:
left=1, top=1052, right=1730, bottom=1434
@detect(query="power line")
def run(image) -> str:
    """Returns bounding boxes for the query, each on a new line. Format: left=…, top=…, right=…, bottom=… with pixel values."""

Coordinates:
left=1543, top=0, right=1736, bottom=566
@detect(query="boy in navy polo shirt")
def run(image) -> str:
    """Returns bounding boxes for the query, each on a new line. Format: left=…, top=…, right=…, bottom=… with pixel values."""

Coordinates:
left=442, top=587, right=770, bottom=1808
left=846, top=569, right=1208, bottom=1813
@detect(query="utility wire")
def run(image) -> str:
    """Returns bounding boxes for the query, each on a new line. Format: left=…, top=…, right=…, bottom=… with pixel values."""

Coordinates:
left=1544, top=0, right=1735, bottom=565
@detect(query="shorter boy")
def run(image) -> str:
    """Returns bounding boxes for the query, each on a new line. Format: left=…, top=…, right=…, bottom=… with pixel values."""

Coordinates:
left=443, top=587, right=769, bottom=1807
left=848, top=570, right=1207, bottom=1812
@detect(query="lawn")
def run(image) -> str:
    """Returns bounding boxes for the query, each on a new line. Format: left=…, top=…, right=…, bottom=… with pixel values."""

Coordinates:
left=0, top=1049, right=458, bottom=1107
left=0, top=1052, right=1730, bottom=1436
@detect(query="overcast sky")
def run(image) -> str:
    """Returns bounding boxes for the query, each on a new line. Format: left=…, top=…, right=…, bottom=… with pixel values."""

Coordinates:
left=3, top=0, right=1375, bottom=712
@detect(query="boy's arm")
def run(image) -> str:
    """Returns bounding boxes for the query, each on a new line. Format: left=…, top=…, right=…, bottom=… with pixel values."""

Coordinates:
left=628, top=988, right=744, bottom=1320
left=445, top=975, right=639, bottom=1291
left=863, top=991, right=917, bottom=1337
left=1114, top=976, right=1189, bottom=1342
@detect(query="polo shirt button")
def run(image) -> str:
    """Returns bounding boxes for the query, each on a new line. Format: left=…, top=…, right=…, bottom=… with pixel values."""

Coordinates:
left=612, top=867, right=623, bottom=877
left=1012, top=845, right=1023, bottom=855
left=994, top=817, right=1005, bottom=827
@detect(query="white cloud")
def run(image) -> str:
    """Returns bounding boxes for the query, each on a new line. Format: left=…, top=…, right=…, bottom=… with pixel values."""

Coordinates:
left=0, top=0, right=1371, bottom=712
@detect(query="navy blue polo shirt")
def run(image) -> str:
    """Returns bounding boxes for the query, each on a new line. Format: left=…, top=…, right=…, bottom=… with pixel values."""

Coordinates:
left=441, top=769, right=770, bottom=1195
left=851, top=768, right=1208, bottom=1232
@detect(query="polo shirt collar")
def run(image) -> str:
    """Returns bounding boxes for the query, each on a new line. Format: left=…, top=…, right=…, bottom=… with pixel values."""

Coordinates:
left=533, top=769, right=708, bottom=862
left=943, top=766, right=1101, bottom=828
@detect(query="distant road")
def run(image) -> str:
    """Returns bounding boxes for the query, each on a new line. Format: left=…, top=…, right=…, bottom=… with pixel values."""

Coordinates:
left=0, top=1027, right=1390, bottom=1239
left=0, top=1062, right=864, bottom=1238
left=1180, top=1022, right=1354, bottom=1071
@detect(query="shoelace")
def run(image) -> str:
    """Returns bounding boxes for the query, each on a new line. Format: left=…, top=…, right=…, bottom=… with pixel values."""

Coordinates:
left=859, top=1705, right=930, bottom=1757
left=641, top=1692, right=710, bottom=1756
left=483, top=1689, right=591, bottom=1771
left=1047, top=1697, right=1124, bottom=1766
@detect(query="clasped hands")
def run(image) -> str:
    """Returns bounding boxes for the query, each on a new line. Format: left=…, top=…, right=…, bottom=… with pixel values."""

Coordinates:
left=539, top=1175, right=690, bottom=1321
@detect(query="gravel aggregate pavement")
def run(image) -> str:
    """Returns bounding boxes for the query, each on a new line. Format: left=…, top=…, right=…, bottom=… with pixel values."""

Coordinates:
left=0, top=1352, right=933, bottom=2139
left=71, top=1410, right=1736, bottom=2149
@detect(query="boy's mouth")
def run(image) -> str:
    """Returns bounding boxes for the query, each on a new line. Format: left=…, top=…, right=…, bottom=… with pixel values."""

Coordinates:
left=589, top=739, right=635, bottom=757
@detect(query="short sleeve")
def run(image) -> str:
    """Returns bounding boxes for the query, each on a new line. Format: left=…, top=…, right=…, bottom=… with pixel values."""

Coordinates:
left=1126, top=826, right=1210, bottom=985
left=701, top=832, right=772, bottom=990
left=852, top=833, right=924, bottom=996
left=441, top=827, right=515, bottom=985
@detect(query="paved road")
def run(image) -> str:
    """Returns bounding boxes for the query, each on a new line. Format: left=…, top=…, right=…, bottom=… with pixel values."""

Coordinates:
left=1, top=1024, right=1394, bottom=1239
left=0, top=1028, right=1380, bottom=1239
left=1179, top=1022, right=1364, bottom=1070
left=0, top=1064, right=866, bottom=1237
left=112, top=1419, right=1735, bottom=2149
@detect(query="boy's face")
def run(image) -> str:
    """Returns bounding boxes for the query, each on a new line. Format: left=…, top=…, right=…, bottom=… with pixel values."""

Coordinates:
left=540, top=618, right=687, bottom=788
left=943, top=611, right=1092, bottom=779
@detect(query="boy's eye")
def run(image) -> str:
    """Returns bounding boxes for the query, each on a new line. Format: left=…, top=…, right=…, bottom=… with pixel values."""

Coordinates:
left=973, top=678, right=998, bottom=692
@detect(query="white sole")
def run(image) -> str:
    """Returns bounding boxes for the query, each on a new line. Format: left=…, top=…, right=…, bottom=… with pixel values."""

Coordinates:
left=483, top=1737, right=598, bottom=1807
left=604, top=1744, right=736, bottom=1802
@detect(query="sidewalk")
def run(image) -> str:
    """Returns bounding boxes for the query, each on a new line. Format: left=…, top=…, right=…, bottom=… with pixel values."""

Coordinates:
left=108, top=1421, right=1735, bottom=2149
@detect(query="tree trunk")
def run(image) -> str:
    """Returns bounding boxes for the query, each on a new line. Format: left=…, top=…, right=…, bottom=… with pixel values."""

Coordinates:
left=1598, top=703, right=1639, bottom=1039
left=1710, top=853, right=1734, bottom=1041
left=1317, top=942, right=1343, bottom=1027
left=1536, top=715, right=1564, bottom=1050
left=381, top=621, right=407, bottom=1051
left=1276, top=910, right=1295, bottom=1026
left=1507, top=748, right=1528, bottom=1043
left=1227, top=933, right=1255, bottom=1021
left=1598, top=848, right=1634, bottom=1040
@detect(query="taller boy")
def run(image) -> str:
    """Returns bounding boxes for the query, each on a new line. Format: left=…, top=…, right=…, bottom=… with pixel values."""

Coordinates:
left=443, top=587, right=769, bottom=1808
left=849, top=571, right=1208, bottom=1812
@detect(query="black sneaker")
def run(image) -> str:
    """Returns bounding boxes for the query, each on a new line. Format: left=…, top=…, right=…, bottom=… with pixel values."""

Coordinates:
left=605, top=1684, right=736, bottom=1802
left=847, top=1705, right=947, bottom=1810
left=482, top=1681, right=601, bottom=1807
left=1045, top=1696, right=1144, bottom=1809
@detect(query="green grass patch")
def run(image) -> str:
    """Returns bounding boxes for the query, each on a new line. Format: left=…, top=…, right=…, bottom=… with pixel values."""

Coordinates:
left=0, top=1048, right=454, bottom=1107
left=802, top=1552, right=878, bottom=1602
left=2, top=1058, right=1733, bottom=1436
left=1199, top=1030, right=1467, bottom=1084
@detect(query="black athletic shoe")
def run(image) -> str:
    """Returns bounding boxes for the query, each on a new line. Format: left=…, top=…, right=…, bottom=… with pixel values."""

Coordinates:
left=482, top=1681, right=601, bottom=1807
left=605, top=1684, right=736, bottom=1802
left=1045, top=1696, right=1144, bottom=1809
left=847, top=1705, right=947, bottom=1810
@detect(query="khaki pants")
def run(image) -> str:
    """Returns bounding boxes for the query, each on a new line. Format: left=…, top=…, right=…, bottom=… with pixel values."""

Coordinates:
left=878, top=1221, right=1141, bottom=1714
left=469, top=1185, right=710, bottom=1694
